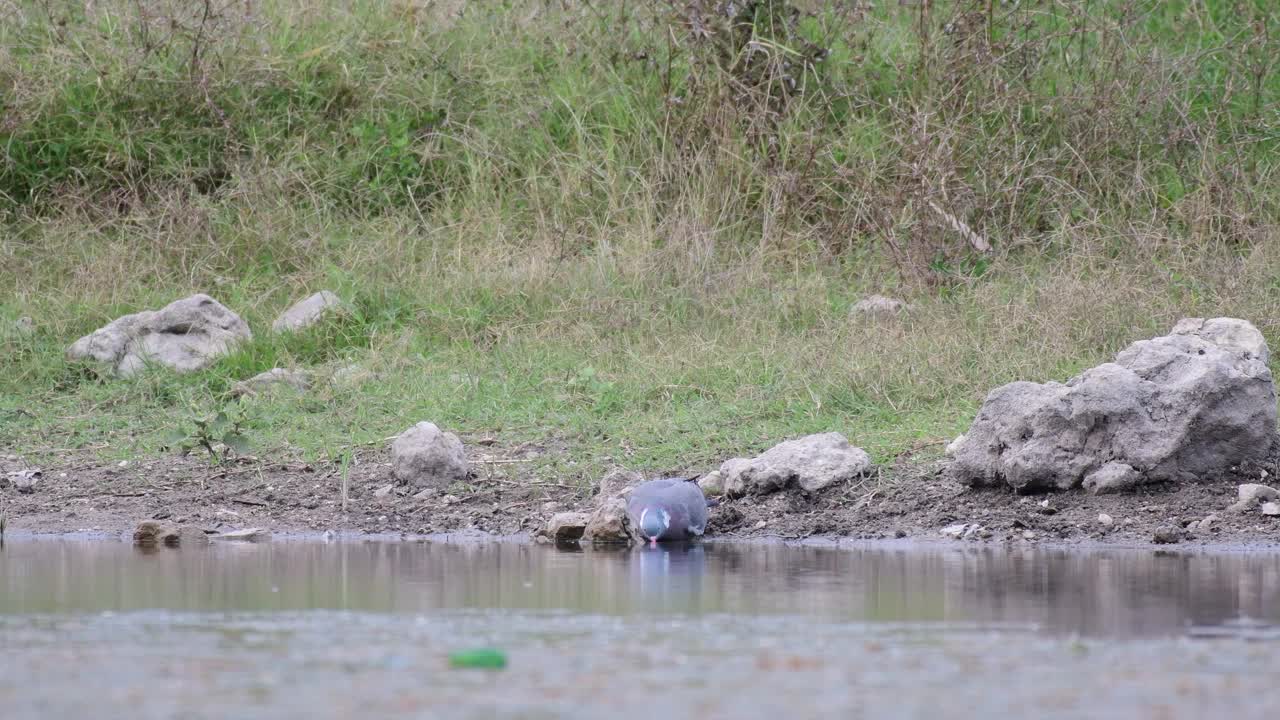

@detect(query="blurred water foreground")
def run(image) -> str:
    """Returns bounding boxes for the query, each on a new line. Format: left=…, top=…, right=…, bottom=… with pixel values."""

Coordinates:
left=2, top=539, right=1279, bottom=718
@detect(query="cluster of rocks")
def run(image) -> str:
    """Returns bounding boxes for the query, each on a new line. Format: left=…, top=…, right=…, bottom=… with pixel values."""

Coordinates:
left=66, top=291, right=348, bottom=378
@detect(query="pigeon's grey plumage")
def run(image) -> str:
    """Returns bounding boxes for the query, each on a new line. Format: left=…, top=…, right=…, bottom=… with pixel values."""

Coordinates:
left=626, top=478, right=710, bottom=542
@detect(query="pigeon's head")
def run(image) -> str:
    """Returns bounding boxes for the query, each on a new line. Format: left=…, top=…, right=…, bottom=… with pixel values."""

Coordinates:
left=637, top=506, right=671, bottom=542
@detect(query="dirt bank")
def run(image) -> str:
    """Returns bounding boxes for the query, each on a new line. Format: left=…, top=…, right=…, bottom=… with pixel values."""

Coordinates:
left=4, top=449, right=1280, bottom=548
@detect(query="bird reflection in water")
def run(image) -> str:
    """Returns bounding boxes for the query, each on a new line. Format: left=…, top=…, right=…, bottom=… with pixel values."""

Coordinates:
left=631, top=542, right=708, bottom=609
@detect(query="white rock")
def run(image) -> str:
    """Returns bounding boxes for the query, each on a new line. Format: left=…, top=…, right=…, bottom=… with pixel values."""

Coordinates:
left=67, top=294, right=251, bottom=377
left=390, top=422, right=469, bottom=489
left=1263, top=502, right=1280, bottom=517
left=1238, top=483, right=1280, bottom=503
left=1098, top=513, right=1114, bottom=527
left=949, top=318, right=1276, bottom=492
left=271, top=291, right=346, bottom=333
left=941, top=523, right=971, bottom=539
left=719, top=433, right=872, bottom=497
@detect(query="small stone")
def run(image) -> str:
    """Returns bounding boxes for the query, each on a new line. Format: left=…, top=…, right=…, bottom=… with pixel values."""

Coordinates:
left=893, top=529, right=907, bottom=538
left=391, top=422, right=470, bottom=489
left=1022, top=530, right=1037, bottom=540
left=1152, top=526, right=1183, bottom=544
left=941, top=523, right=970, bottom=539
left=1263, top=502, right=1280, bottom=517
left=373, top=484, right=395, bottom=499
left=271, top=290, right=346, bottom=333
left=133, top=520, right=182, bottom=547
left=1197, top=515, right=1218, bottom=532
left=413, top=489, right=438, bottom=501
left=718, top=432, right=872, bottom=497
left=212, top=528, right=270, bottom=542
left=597, top=468, right=642, bottom=501
left=977, top=528, right=993, bottom=539
left=442, top=494, right=460, bottom=506
left=8, top=469, right=41, bottom=493
left=1238, top=483, right=1280, bottom=504
left=231, top=368, right=311, bottom=397
left=118, top=460, right=130, bottom=468
left=546, top=512, right=590, bottom=542
left=583, top=497, right=632, bottom=544
left=697, top=471, right=724, bottom=497
left=1098, top=513, right=1114, bottom=527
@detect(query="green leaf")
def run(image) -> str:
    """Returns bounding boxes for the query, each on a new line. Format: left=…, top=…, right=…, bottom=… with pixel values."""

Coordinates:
left=223, top=433, right=251, bottom=455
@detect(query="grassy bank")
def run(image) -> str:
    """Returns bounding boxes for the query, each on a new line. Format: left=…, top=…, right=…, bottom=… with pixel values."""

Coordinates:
left=2, top=1, right=1279, bottom=485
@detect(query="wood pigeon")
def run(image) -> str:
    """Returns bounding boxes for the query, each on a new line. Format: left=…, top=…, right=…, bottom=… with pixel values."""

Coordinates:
left=626, top=477, right=712, bottom=544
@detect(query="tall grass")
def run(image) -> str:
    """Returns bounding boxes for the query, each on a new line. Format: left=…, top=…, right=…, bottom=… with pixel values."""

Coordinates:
left=1, top=1, right=1278, bottom=477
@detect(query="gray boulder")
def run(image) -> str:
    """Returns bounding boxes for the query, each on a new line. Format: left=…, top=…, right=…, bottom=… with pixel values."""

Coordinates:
left=67, top=294, right=251, bottom=377
left=272, top=291, right=346, bottom=333
left=391, top=422, right=470, bottom=488
left=948, top=318, right=1277, bottom=492
left=719, top=432, right=872, bottom=497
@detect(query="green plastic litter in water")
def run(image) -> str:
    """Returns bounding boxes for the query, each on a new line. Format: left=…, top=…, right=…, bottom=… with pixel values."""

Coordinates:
left=449, top=648, right=508, bottom=669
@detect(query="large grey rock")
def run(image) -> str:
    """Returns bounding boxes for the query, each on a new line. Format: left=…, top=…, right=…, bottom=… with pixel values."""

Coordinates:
left=719, top=432, right=872, bottom=497
left=67, top=294, right=251, bottom=377
left=391, top=422, right=470, bottom=488
left=272, top=291, right=345, bottom=333
left=948, top=318, right=1277, bottom=492
left=231, top=368, right=311, bottom=397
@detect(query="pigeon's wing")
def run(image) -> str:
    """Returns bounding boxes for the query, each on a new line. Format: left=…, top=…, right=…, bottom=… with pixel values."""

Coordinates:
left=675, top=482, right=709, bottom=536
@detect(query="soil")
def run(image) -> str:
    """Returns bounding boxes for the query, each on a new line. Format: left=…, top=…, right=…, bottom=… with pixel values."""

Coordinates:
left=4, top=447, right=1280, bottom=548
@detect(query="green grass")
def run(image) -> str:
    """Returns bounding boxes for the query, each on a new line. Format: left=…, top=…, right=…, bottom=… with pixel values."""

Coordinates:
left=1, top=0, right=1279, bottom=486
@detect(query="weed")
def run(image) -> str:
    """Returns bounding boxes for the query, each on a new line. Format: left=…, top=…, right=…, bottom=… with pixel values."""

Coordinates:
left=166, top=403, right=251, bottom=465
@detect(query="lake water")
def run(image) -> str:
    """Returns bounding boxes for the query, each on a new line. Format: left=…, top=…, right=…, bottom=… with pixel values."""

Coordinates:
left=2, top=538, right=1279, bottom=719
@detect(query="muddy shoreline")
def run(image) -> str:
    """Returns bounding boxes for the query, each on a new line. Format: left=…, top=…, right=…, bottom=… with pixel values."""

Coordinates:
left=5, top=449, right=1280, bottom=549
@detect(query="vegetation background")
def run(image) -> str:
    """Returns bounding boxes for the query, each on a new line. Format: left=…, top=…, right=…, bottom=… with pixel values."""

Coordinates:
left=1, top=0, right=1277, bottom=484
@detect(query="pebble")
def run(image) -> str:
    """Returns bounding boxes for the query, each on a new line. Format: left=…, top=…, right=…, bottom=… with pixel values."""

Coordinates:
left=1263, top=502, right=1280, bottom=517
left=1152, top=526, right=1183, bottom=544
left=753, top=520, right=768, bottom=530
left=373, top=484, right=395, bottom=499
left=1022, top=530, right=1036, bottom=540
left=1098, top=513, right=1114, bottom=527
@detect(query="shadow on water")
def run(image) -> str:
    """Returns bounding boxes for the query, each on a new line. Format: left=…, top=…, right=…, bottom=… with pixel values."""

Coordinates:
left=3, top=538, right=1280, bottom=637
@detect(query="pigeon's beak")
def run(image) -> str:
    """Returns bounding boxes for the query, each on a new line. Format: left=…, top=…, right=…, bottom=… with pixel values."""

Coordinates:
left=649, top=537, right=657, bottom=547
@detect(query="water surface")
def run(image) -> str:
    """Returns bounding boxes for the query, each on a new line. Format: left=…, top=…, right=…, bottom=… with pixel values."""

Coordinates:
left=2, top=539, right=1278, bottom=719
